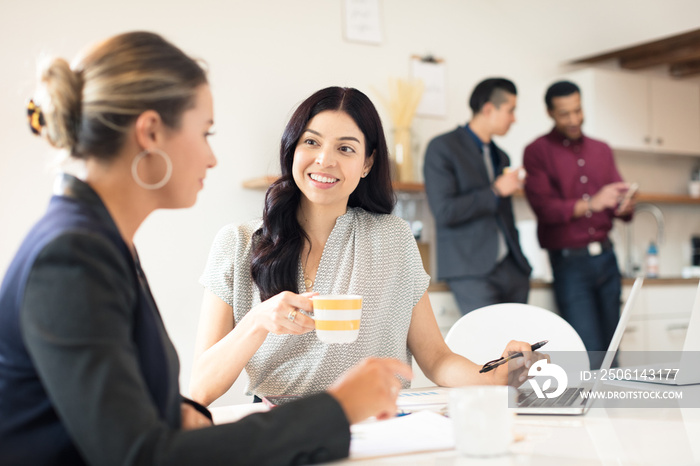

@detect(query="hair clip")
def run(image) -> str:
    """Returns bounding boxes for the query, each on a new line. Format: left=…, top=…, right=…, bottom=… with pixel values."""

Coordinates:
left=27, top=99, right=46, bottom=135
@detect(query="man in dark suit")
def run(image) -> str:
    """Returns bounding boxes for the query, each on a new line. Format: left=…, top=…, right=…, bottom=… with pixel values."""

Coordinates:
left=423, top=77, right=532, bottom=315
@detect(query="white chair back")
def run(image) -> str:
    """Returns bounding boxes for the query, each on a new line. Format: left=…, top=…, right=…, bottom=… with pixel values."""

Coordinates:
left=444, top=303, right=590, bottom=371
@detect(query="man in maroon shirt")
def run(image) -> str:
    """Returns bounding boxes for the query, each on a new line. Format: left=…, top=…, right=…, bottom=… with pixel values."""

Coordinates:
left=523, top=81, right=635, bottom=368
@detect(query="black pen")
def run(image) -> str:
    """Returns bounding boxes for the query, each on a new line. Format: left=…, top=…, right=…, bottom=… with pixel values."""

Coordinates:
left=478, top=340, right=548, bottom=373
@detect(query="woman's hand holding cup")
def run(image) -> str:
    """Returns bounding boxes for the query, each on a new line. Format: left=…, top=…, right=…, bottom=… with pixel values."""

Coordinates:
left=250, top=291, right=316, bottom=335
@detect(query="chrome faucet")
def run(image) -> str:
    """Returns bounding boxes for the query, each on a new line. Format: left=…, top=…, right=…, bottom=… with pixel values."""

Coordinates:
left=624, top=203, right=665, bottom=277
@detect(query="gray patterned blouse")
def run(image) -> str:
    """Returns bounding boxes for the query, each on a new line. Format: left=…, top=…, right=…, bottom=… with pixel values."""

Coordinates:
left=200, top=207, right=430, bottom=397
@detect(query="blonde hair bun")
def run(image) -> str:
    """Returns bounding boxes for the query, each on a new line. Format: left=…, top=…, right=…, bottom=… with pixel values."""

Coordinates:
left=31, top=32, right=207, bottom=160
left=37, top=57, right=82, bottom=151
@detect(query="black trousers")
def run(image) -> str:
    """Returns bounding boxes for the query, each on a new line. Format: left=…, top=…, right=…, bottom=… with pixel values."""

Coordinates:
left=446, top=253, right=530, bottom=316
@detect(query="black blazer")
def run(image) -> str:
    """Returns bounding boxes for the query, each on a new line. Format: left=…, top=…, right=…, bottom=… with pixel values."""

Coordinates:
left=423, top=126, right=531, bottom=280
left=0, top=174, right=349, bottom=465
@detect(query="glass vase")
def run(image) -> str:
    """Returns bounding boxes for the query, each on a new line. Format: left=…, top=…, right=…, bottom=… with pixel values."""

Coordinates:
left=392, top=126, right=414, bottom=182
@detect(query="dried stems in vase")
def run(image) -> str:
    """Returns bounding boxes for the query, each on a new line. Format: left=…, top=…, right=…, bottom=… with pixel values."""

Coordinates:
left=374, top=78, right=424, bottom=182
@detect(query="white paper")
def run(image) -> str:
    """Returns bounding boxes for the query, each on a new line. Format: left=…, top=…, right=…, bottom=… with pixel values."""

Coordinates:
left=350, top=410, right=455, bottom=459
left=396, top=387, right=450, bottom=410
left=343, top=0, right=383, bottom=45
left=411, top=58, right=447, bottom=118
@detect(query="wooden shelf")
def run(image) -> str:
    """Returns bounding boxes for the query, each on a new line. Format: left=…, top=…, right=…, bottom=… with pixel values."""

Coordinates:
left=242, top=176, right=427, bottom=193
left=242, top=175, right=279, bottom=190
left=242, top=176, right=700, bottom=204
left=392, top=181, right=425, bottom=192
left=512, top=190, right=700, bottom=205
left=513, top=190, right=700, bottom=205
left=635, top=192, right=700, bottom=205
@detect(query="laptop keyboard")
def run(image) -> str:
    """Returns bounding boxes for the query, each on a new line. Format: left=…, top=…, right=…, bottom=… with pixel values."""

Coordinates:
left=517, top=387, right=586, bottom=408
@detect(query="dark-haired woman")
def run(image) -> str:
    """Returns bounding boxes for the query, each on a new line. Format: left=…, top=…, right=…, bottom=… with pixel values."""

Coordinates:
left=0, top=33, right=411, bottom=465
left=191, top=87, right=535, bottom=407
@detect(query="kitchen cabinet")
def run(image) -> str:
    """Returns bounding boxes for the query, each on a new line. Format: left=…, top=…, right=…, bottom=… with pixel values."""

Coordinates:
left=563, top=68, right=700, bottom=155
left=650, top=78, right=700, bottom=154
left=618, top=282, right=697, bottom=365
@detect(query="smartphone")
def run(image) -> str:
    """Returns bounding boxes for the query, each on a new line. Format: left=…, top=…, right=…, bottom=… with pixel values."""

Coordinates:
left=619, top=182, right=639, bottom=207
left=261, top=395, right=301, bottom=408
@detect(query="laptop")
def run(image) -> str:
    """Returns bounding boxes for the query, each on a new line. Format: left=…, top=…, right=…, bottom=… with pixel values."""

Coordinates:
left=630, top=279, right=700, bottom=386
left=515, top=277, right=644, bottom=415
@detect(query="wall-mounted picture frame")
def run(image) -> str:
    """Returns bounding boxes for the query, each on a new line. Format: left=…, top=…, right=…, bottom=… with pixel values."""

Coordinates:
left=343, top=0, right=383, bottom=45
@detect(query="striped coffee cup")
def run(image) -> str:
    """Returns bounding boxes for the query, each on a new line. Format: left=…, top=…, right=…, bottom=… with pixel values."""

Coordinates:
left=311, top=295, right=362, bottom=344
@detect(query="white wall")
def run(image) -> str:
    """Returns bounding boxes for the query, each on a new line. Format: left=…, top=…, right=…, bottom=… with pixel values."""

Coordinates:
left=2, top=0, right=700, bottom=406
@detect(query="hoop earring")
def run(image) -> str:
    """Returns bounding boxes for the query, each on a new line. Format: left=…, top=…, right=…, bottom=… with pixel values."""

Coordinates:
left=131, top=149, right=173, bottom=190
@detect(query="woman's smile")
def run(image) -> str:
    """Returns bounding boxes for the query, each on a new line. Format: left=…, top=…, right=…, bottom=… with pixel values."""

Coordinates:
left=308, top=172, right=340, bottom=187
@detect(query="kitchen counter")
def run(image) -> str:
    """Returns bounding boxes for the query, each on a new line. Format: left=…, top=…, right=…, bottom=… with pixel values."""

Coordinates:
left=428, top=277, right=700, bottom=292
left=621, top=277, right=700, bottom=286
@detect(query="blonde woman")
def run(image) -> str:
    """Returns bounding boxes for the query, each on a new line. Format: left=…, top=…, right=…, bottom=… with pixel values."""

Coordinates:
left=0, top=32, right=410, bottom=465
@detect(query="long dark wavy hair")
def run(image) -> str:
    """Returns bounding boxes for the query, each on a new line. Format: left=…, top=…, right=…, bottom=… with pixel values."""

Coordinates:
left=251, top=87, right=395, bottom=301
